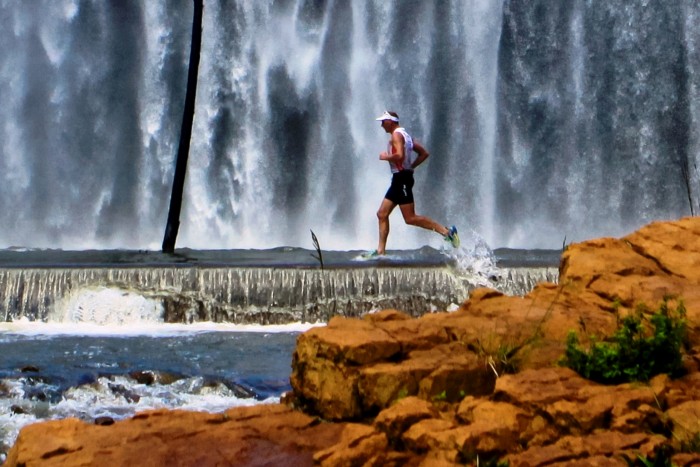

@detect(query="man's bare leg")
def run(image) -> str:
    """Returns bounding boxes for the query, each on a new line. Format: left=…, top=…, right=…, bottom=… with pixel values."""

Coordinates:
left=376, top=198, right=396, bottom=255
left=399, top=203, right=449, bottom=237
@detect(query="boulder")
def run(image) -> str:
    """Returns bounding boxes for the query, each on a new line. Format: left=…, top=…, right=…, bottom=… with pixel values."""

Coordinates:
left=5, top=405, right=346, bottom=467
left=507, top=431, right=667, bottom=466
left=666, top=401, right=700, bottom=446
left=373, top=396, right=439, bottom=443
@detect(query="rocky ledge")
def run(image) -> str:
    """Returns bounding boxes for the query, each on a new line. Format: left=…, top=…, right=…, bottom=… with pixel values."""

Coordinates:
left=6, top=217, right=700, bottom=466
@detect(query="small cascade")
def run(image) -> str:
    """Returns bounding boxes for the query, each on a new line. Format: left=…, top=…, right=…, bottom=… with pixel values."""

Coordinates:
left=55, top=287, right=164, bottom=325
left=0, top=265, right=558, bottom=325
left=494, top=267, right=559, bottom=296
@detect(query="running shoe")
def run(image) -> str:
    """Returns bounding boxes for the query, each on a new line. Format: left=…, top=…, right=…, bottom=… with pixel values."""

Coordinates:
left=445, top=226, right=460, bottom=248
left=361, top=249, right=380, bottom=259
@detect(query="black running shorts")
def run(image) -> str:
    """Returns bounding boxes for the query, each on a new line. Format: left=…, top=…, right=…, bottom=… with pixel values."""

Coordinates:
left=385, top=170, right=414, bottom=205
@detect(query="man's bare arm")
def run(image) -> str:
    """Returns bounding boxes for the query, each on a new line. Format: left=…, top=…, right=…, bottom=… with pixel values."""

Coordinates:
left=380, top=131, right=406, bottom=163
left=411, top=140, right=430, bottom=169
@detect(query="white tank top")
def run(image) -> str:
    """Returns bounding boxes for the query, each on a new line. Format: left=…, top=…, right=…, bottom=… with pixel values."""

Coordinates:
left=388, top=127, right=415, bottom=174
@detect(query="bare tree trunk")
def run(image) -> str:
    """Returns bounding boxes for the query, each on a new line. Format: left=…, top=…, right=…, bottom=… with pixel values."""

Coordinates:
left=681, top=158, right=696, bottom=217
left=162, top=0, right=204, bottom=253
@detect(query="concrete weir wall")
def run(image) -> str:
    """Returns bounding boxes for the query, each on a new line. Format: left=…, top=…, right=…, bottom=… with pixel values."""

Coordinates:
left=0, top=266, right=558, bottom=325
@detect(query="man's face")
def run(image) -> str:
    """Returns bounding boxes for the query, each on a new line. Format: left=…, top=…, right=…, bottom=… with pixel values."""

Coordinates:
left=380, top=120, right=392, bottom=133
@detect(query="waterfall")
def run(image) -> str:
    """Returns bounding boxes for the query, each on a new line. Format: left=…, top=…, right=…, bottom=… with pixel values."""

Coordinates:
left=0, top=266, right=558, bottom=324
left=0, top=0, right=698, bottom=251
left=495, top=0, right=700, bottom=245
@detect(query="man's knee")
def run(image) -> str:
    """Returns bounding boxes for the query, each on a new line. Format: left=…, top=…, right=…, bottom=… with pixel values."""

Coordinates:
left=403, top=214, right=420, bottom=225
left=377, top=209, right=390, bottom=221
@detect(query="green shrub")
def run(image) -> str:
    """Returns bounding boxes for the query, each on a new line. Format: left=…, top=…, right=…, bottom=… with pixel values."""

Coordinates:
left=562, top=300, right=687, bottom=384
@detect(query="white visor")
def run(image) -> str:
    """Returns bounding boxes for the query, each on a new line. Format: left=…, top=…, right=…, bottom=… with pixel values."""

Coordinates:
left=375, top=111, right=399, bottom=122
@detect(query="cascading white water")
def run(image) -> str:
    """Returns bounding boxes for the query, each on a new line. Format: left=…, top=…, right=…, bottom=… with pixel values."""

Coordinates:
left=0, top=0, right=698, bottom=250
left=0, top=266, right=558, bottom=324
left=495, top=1, right=700, bottom=245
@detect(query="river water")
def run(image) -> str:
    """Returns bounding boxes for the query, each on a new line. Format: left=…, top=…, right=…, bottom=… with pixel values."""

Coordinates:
left=0, top=323, right=308, bottom=460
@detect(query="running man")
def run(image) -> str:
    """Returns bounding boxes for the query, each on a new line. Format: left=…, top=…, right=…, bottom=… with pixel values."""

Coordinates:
left=368, top=110, right=459, bottom=256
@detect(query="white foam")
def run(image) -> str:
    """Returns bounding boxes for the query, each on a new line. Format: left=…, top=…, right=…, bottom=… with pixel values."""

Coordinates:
left=0, top=375, right=281, bottom=461
left=53, top=286, right=164, bottom=325
left=52, top=376, right=266, bottom=417
left=0, top=318, right=324, bottom=337
left=442, top=228, right=500, bottom=288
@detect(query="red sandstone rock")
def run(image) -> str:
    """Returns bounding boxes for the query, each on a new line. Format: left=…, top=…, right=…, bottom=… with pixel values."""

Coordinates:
left=5, top=405, right=346, bottom=466
left=373, top=396, right=439, bottom=442
left=666, top=401, right=700, bottom=446
left=313, top=423, right=389, bottom=466
left=672, top=452, right=700, bottom=466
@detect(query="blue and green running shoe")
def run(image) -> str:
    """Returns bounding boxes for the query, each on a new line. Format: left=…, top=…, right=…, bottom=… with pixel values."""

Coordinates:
left=445, top=226, right=460, bottom=248
left=361, top=249, right=380, bottom=259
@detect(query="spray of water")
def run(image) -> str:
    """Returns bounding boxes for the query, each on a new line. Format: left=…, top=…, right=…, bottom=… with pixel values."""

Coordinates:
left=53, top=287, right=164, bottom=325
left=442, top=229, right=499, bottom=289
